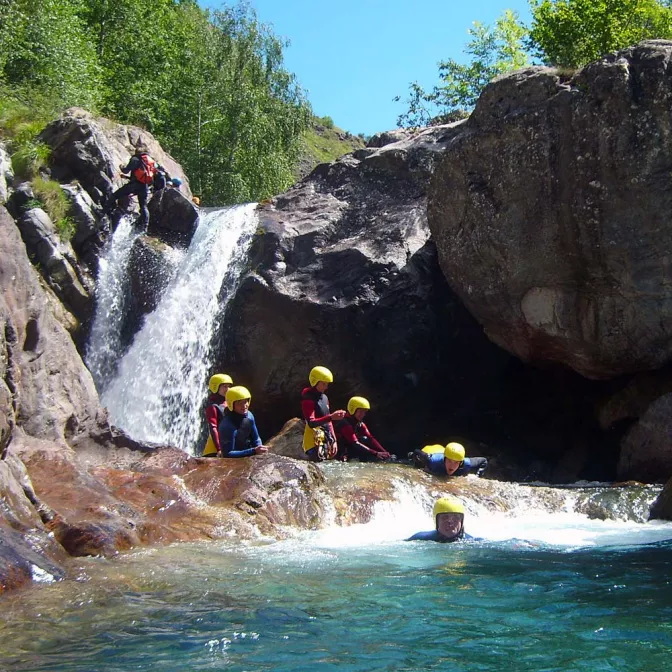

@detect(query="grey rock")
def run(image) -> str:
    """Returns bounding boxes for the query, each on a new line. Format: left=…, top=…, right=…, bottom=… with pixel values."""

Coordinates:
left=147, top=187, right=199, bottom=247
left=15, top=207, right=91, bottom=321
left=618, top=393, right=672, bottom=482
left=428, top=41, right=672, bottom=379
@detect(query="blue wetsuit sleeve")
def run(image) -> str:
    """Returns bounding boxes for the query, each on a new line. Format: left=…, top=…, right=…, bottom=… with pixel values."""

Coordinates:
left=248, top=412, right=262, bottom=448
left=219, top=417, right=256, bottom=458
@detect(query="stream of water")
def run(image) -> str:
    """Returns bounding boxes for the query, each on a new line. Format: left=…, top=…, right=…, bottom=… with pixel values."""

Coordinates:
left=2, top=486, right=672, bottom=671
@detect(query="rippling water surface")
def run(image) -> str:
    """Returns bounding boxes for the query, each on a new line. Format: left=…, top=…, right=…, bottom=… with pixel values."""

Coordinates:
left=3, top=506, right=672, bottom=672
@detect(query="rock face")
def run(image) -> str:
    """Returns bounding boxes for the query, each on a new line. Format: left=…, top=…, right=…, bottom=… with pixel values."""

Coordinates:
left=219, top=124, right=514, bottom=449
left=428, top=41, right=672, bottom=380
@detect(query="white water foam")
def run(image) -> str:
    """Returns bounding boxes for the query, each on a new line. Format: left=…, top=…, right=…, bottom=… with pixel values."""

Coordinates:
left=101, top=204, right=258, bottom=452
left=292, top=480, right=672, bottom=551
left=85, top=215, right=142, bottom=390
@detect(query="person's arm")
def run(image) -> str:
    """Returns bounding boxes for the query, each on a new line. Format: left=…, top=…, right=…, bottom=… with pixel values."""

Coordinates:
left=360, top=424, right=388, bottom=456
left=248, top=413, right=268, bottom=454
left=205, top=405, right=222, bottom=456
left=219, top=419, right=256, bottom=458
left=119, top=156, right=137, bottom=175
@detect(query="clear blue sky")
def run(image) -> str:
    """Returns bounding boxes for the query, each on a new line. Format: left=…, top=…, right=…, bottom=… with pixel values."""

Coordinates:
left=204, top=1, right=533, bottom=135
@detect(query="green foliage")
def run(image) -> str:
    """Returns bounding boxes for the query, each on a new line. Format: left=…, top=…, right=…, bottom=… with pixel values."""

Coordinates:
left=528, top=0, right=672, bottom=67
left=55, top=217, right=77, bottom=241
left=32, top=177, right=69, bottom=220
left=396, top=10, right=529, bottom=127
left=314, top=115, right=335, bottom=129
left=0, top=0, right=312, bottom=205
left=0, top=0, right=101, bottom=110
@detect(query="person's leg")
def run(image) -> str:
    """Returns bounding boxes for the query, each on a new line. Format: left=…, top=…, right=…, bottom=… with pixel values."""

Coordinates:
left=103, top=180, right=136, bottom=213
left=136, top=183, right=149, bottom=229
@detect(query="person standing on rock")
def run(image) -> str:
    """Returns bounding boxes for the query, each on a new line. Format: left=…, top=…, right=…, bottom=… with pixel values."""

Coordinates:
left=410, top=442, right=488, bottom=477
left=202, top=373, right=233, bottom=458
left=334, top=396, right=392, bottom=462
left=301, top=366, right=346, bottom=462
left=406, top=497, right=474, bottom=543
left=103, top=146, right=157, bottom=230
left=217, top=386, right=269, bottom=458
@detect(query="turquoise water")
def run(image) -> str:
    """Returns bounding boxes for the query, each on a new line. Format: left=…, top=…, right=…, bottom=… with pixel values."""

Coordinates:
left=2, top=532, right=672, bottom=671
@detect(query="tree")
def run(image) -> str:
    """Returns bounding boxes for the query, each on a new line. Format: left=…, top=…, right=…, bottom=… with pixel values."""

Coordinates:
left=0, top=0, right=101, bottom=110
left=528, top=0, right=672, bottom=68
left=396, top=10, right=529, bottom=128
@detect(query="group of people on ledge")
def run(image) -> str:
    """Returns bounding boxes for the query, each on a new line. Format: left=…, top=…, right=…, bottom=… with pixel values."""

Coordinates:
left=201, top=366, right=488, bottom=476
left=202, top=368, right=484, bottom=544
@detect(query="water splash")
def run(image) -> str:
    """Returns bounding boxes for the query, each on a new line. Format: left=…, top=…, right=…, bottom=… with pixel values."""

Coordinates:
left=101, top=204, right=258, bottom=452
left=85, top=216, right=141, bottom=390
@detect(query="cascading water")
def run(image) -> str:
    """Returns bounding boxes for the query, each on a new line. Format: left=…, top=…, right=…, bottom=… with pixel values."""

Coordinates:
left=99, top=204, right=258, bottom=452
left=85, top=215, right=143, bottom=389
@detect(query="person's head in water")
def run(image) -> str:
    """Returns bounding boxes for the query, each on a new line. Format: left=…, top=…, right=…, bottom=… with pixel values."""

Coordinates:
left=208, top=373, right=233, bottom=398
left=444, top=442, right=465, bottom=476
left=226, top=386, right=251, bottom=415
left=309, top=366, right=333, bottom=393
left=433, top=497, right=465, bottom=541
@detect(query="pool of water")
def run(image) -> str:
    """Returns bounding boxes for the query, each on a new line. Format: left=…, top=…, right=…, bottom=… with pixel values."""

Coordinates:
left=3, top=507, right=672, bottom=671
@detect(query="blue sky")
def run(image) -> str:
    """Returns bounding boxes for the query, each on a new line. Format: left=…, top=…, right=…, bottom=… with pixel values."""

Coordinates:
left=205, top=1, right=533, bottom=135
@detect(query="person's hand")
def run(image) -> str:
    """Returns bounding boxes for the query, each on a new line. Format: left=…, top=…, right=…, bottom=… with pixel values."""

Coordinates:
left=331, top=410, right=346, bottom=421
left=255, top=445, right=269, bottom=454
left=327, top=442, right=338, bottom=459
left=376, top=452, right=388, bottom=461
left=216, top=450, right=222, bottom=457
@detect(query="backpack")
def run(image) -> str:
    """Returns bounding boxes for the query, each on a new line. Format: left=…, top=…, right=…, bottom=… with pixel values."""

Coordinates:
left=133, top=154, right=157, bottom=184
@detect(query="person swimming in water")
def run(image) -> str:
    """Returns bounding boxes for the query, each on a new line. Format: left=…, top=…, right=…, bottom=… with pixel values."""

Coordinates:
left=406, top=497, right=474, bottom=543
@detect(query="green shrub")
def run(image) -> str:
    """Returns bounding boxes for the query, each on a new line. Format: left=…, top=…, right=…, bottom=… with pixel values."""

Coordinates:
left=32, top=177, right=72, bottom=227
left=55, top=216, right=76, bottom=241
left=11, top=141, right=50, bottom=180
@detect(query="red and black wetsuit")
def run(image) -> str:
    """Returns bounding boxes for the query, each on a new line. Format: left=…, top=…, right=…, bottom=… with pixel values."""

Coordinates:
left=301, top=386, right=336, bottom=460
left=202, top=392, right=226, bottom=457
left=334, top=413, right=391, bottom=462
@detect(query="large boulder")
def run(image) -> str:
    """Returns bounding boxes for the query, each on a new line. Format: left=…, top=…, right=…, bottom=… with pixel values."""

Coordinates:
left=219, top=124, right=515, bottom=450
left=147, top=187, right=199, bottom=247
left=428, top=41, right=672, bottom=380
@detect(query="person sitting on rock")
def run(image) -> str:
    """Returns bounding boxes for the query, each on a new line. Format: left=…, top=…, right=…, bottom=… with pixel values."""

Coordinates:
left=202, top=373, right=233, bottom=457
left=334, top=396, right=392, bottom=462
left=410, top=442, right=488, bottom=477
left=301, top=366, right=346, bottom=462
left=103, top=145, right=157, bottom=230
left=406, top=497, right=474, bottom=543
left=217, top=385, right=269, bottom=458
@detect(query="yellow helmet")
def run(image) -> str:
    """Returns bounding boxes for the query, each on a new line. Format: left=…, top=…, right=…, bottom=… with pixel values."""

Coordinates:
left=309, top=366, right=333, bottom=388
left=422, top=444, right=445, bottom=455
left=433, top=497, right=465, bottom=517
left=347, top=396, right=370, bottom=416
left=225, top=385, right=251, bottom=409
left=209, top=373, right=233, bottom=393
left=444, top=442, right=465, bottom=461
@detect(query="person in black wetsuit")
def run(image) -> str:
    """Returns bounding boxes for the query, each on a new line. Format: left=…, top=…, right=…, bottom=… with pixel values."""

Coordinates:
left=333, top=396, right=392, bottom=462
left=301, top=366, right=346, bottom=462
left=406, top=498, right=474, bottom=543
left=411, top=442, right=488, bottom=478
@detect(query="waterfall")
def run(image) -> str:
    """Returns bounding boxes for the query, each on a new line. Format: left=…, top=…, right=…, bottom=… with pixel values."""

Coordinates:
left=100, top=204, right=258, bottom=452
left=85, top=215, right=142, bottom=390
